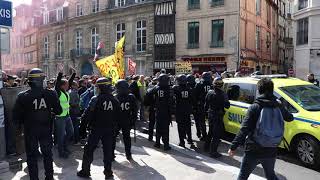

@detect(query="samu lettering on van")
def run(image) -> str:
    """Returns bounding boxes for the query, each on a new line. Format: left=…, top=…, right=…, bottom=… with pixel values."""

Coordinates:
left=228, top=112, right=245, bottom=124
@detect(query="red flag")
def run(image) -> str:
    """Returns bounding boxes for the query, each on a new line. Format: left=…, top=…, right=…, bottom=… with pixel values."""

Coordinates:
left=128, top=57, right=136, bottom=75
left=93, top=41, right=105, bottom=62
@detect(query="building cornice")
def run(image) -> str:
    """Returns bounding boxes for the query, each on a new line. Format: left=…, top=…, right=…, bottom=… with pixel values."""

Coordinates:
left=293, top=7, right=320, bottom=20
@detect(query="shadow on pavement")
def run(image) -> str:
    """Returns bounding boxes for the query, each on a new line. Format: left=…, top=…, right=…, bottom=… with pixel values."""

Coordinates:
left=113, top=159, right=166, bottom=180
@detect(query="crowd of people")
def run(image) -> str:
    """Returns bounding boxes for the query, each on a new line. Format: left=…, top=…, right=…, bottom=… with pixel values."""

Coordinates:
left=6, top=67, right=294, bottom=180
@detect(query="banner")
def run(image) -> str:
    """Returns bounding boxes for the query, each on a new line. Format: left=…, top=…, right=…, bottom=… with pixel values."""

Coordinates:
left=115, top=36, right=125, bottom=79
left=128, top=57, right=136, bottom=75
left=175, top=61, right=192, bottom=75
left=95, top=55, right=120, bottom=84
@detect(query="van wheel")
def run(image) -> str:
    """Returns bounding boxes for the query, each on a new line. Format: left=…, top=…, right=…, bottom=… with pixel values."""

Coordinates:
left=294, top=135, right=320, bottom=169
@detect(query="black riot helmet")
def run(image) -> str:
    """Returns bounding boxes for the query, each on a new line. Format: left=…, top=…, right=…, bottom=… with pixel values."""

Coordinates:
left=213, top=77, right=224, bottom=88
left=177, top=74, right=187, bottom=85
left=115, top=79, right=129, bottom=95
left=28, top=68, right=45, bottom=88
left=158, top=73, right=170, bottom=87
left=202, top=72, right=212, bottom=83
left=186, top=74, right=195, bottom=85
left=96, top=77, right=112, bottom=94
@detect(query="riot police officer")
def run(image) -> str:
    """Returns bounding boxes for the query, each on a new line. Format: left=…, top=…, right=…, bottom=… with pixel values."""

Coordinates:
left=77, top=77, right=120, bottom=179
left=173, top=75, right=194, bottom=148
left=13, top=68, right=62, bottom=180
left=205, top=77, right=230, bottom=158
left=148, top=73, right=174, bottom=151
left=186, top=74, right=198, bottom=139
left=193, top=72, right=213, bottom=141
left=112, top=79, right=138, bottom=161
left=145, top=78, right=157, bottom=141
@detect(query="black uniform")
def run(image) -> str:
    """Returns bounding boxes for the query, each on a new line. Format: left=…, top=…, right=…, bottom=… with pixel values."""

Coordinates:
left=205, top=86, right=230, bottom=157
left=113, top=93, right=137, bottom=159
left=173, top=84, right=193, bottom=147
left=148, top=74, right=173, bottom=150
left=193, top=80, right=212, bottom=140
left=13, top=88, right=62, bottom=180
left=145, top=88, right=156, bottom=141
left=79, top=93, right=120, bottom=177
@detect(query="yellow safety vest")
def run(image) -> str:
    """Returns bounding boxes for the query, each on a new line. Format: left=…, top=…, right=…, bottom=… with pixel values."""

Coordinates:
left=57, top=91, right=70, bottom=117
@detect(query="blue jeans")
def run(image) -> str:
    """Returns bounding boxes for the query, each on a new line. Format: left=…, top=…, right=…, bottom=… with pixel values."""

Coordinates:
left=238, top=153, right=278, bottom=180
left=55, top=116, right=74, bottom=155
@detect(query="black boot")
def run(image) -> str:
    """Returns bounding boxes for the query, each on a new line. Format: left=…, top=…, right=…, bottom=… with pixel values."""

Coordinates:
left=178, top=142, right=185, bottom=148
left=104, top=170, right=114, bottom=179
left=77, top=170, right=91, bottom=178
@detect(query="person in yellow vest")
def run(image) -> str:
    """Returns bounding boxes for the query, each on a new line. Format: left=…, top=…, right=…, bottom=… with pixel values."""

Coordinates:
left=55, top=72, right=76, bottom=158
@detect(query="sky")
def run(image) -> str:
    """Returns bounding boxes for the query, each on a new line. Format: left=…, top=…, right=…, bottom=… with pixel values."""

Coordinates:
left=12, top=0, right=32, bottom=8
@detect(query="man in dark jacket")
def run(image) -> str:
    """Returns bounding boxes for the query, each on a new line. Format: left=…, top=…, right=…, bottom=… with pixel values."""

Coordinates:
left=307, top=73, right=319, bottom=86
left=228, top=78, right=294, bottom=180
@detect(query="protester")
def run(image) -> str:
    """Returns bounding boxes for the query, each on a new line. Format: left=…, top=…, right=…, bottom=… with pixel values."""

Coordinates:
left=78, top=79, right=88, bottom=96
left=79, top=83, right=95, bottom=141
left=13, top=68, right=62, bottom=180
left=4, top=75, right=16, bottom=87
left=307, top=73, right=319, bottom=86
left=228, top=78, right=293, bottom=180
left=138, top=75, right=146, bottom=121
left=69, top=81, right=81, bottom=145
left=46, top=79, right=55, bottom=90
left=55, top=72, right=75, bottom=158
left=77, top=77, right=120, bottom=179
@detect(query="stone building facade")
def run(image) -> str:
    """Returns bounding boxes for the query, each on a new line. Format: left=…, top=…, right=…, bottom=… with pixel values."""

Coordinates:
left=38, top=0, right=155, bottom=78
left=176, top=0, right=239, bottom=74
left=293, top=0, right=320, bottom=79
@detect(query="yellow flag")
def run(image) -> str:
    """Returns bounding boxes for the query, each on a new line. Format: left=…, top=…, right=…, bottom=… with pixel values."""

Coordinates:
left=115, top=36, right=125, bottom=79
left=95, top=55, right=120, bottom=84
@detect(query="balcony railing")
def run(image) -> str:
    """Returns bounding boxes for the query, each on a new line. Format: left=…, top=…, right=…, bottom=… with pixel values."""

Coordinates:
left=54, top=52, right=65, bottom=59
left=70, top=48, right=92, bottom=58
left=210, top=41, right=224, bottom=48
left=211, top=0, right=224, bottom=7
left=70, top=48, right=106, bottom=59
left=187, top=43, right=199, bottom=49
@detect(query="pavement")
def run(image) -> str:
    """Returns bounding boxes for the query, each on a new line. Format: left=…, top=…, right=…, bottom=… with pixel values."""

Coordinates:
left=0, top=125, right=264, bottom=180
left=1, top=119, right=320, bottom=180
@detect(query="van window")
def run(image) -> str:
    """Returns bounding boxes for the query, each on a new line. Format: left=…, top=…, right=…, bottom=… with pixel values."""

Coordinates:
left=229, top=83, right=256, bottom=104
